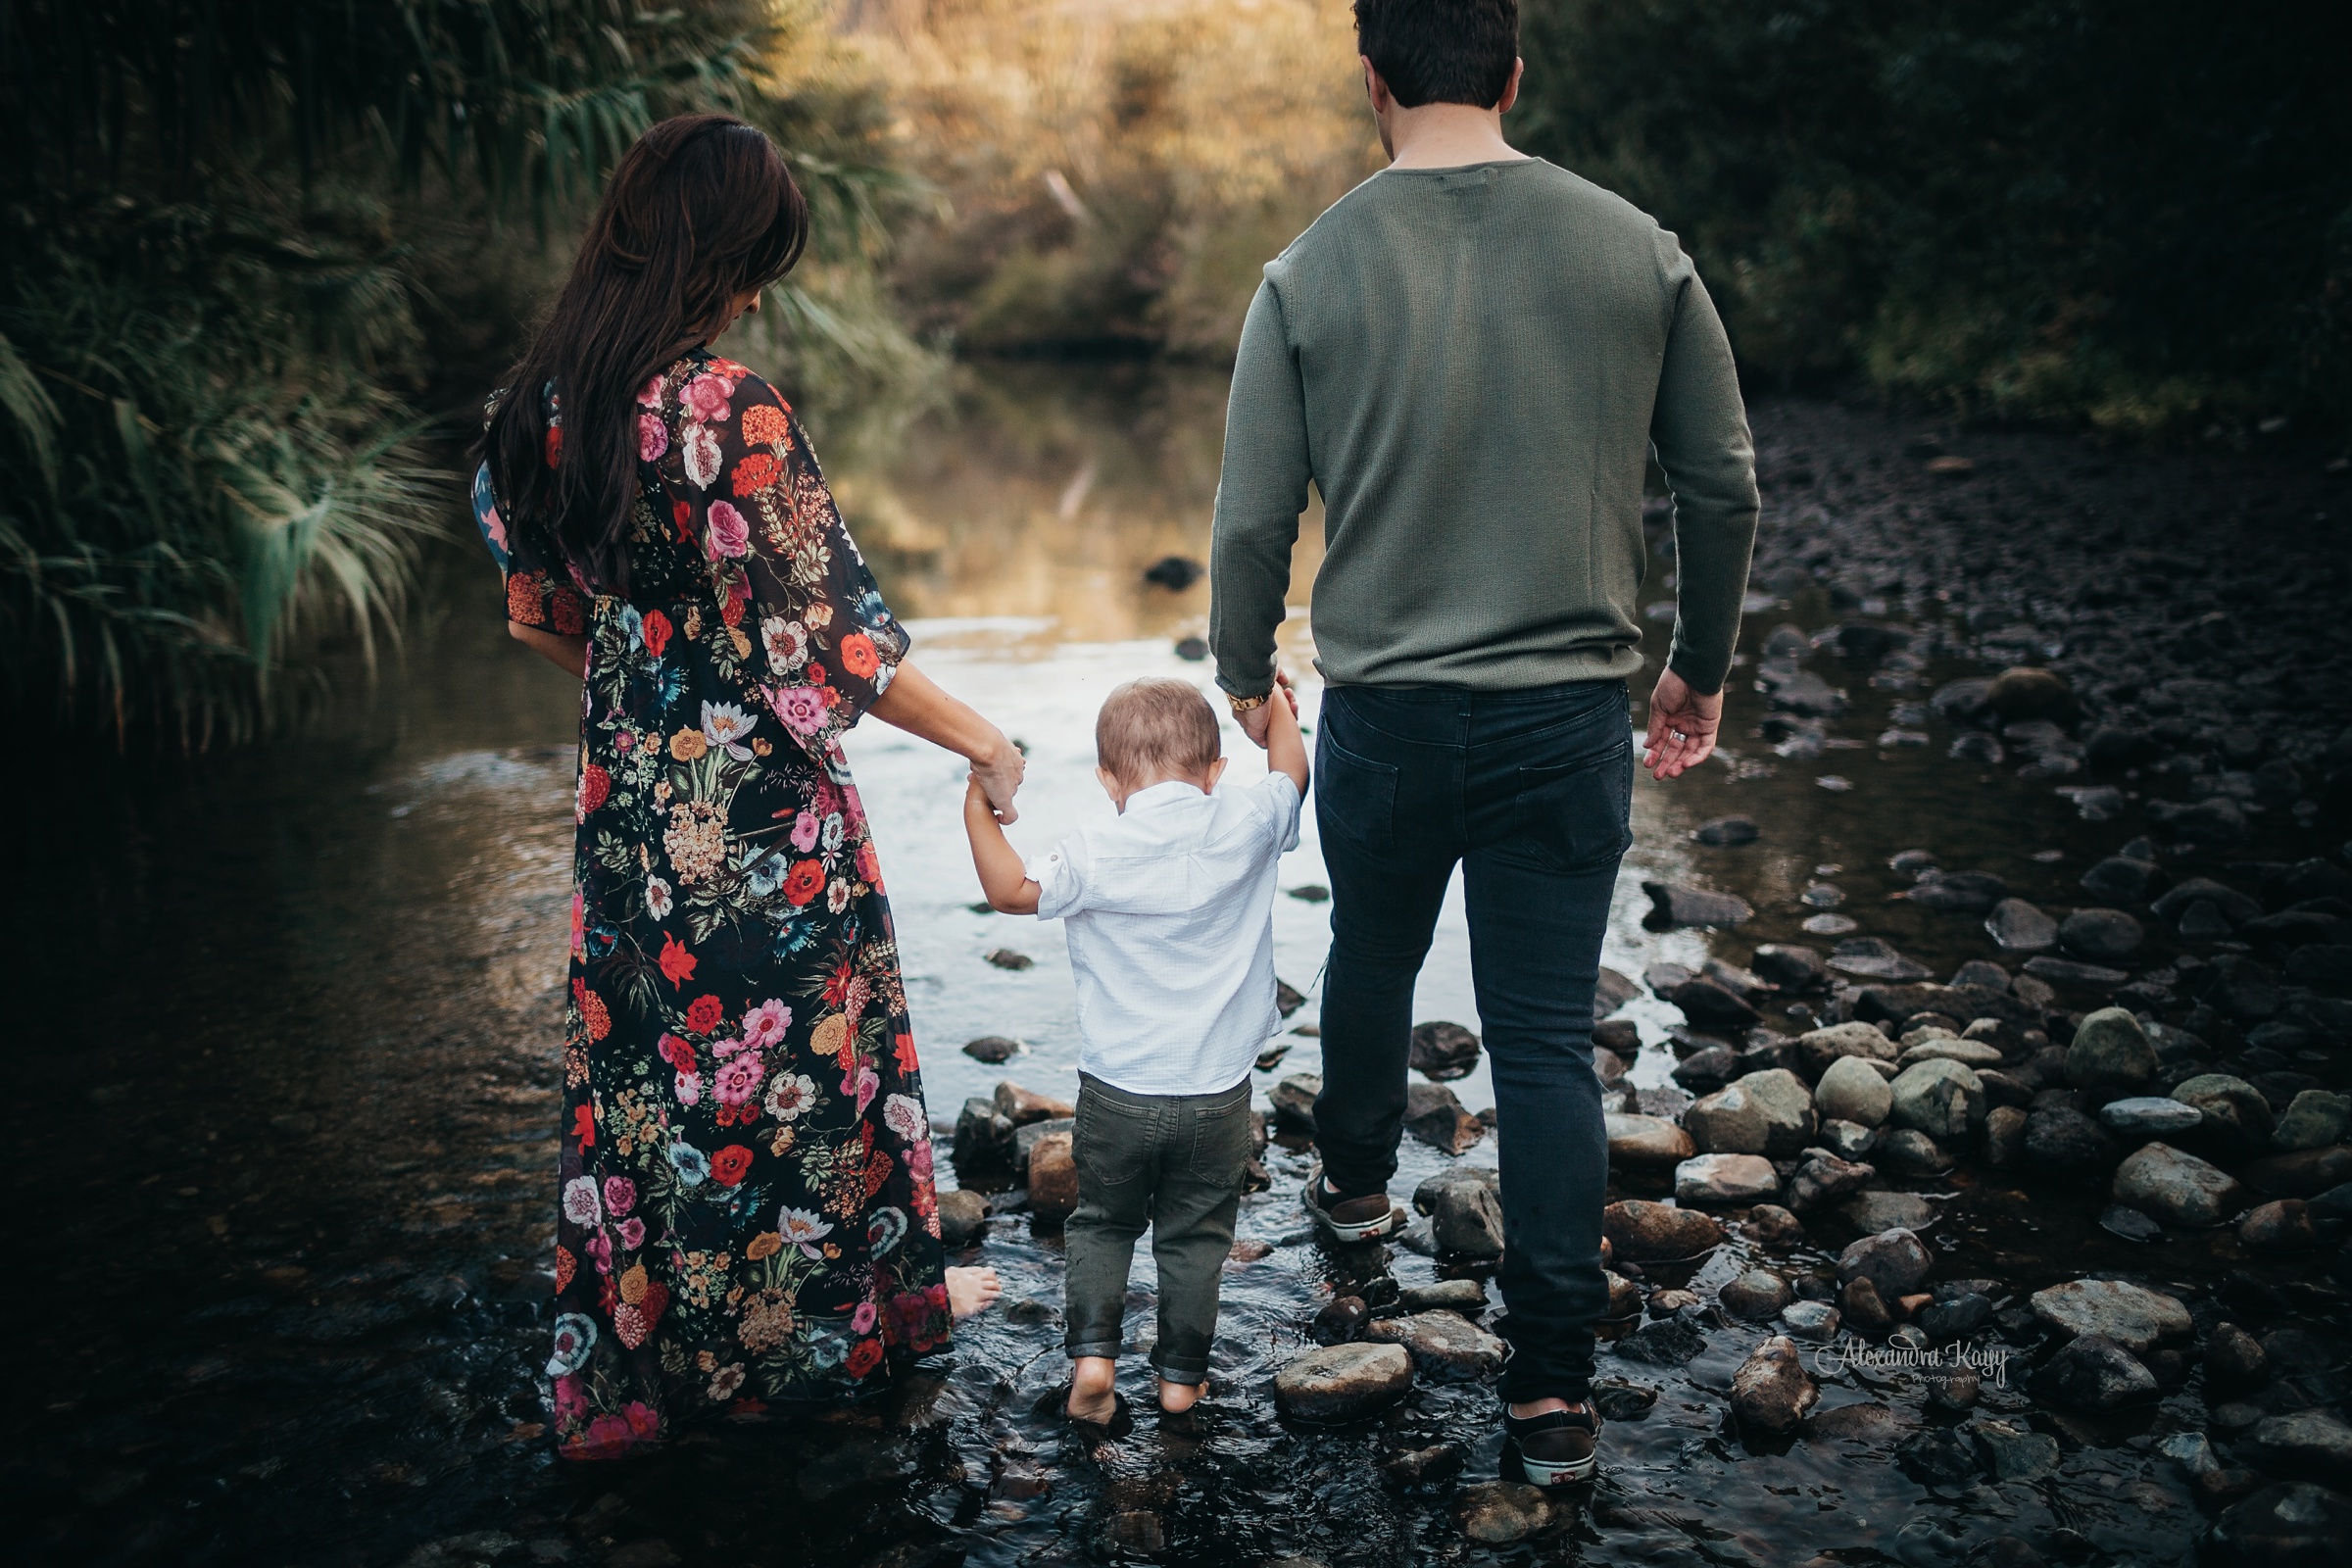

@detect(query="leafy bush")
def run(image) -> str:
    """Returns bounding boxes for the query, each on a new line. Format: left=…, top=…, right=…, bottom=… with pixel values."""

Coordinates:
left=1514, top=0, right=2352, bottom=440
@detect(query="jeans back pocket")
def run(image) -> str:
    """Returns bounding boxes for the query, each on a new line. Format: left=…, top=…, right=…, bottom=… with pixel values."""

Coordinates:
left=1315, top=729, right=1399, bottom=854
left=1510, top=741, right=1634, bottom=874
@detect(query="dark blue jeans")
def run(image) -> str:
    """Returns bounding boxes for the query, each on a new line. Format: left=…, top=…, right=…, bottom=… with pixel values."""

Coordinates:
left=1312, top=678, right=1631, bottom=1403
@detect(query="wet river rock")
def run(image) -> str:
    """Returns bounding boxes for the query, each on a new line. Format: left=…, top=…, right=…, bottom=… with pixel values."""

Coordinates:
left=2034, top=1333, right=2160, bottom=1411
left=2112, top=1141, right=2247, bottom=1227
left=1025, top=1131, right=1079, bottom=1220
left=1408, top=1021, right=1482, bottom=1081
left=1270, top=1072, right=1321, bottom=1133
left=2171, top=1073, right=2276, bottom=1156
left=1675, top=1152, right=1781, bottom=1204
left=1365, top=1310, right=1506, bottom=1382
left=1428, top=1171, right=1506, bottom=1259
left=1455, top=1482, right=1561, bottom=1545
left=2202, top=1482, right=2352, bottom=1567
left=2062, top=907, right=2145, bottom=963
left=1888, top=1058, right=1986, bottom=1141
left=1603, top=1200, right=1725, bottom=1260
left=2026, top=1105, right=2122, bottom=1171
left=1837, top=1228, right=1933, bottom=1298
left=936, top=1188, right=989, bottom=1247
left=2243, top=1411, right=2352, bottom=1487
left=1784, top=1150, right=1876, bottom=1211
left=2029, top=1278, right=2193, bottom=1353
left=2239, top=1199, right=2319, bottom=1253
left=1731, top=1336, right=1818, bottom=1434
left=2067, top=1007, right=2159, bottom=1097
left=1798, top=1020, right=1901, bottom=1077
left=1275, top=1342, right=1415, bottom=1424
left=1986, top=898, right=2060, bottom=953
left=1605, top=1112, right=1695, bottom=1170
left=1814, top=1055, right=1894, bottom=1125
left=1642, top=880, right=1754, bottom=928
left=1403, top=1082, right=1486, bottom=1154
left=1721, top=1270, right=1793, bottom=1321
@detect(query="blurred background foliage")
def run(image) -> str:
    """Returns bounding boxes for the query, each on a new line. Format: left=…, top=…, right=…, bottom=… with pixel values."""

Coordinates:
left=0, top=0, right=924, bottom=745
left=4, top=0, right=2345, bottom=745
left=1511, top=0, right=2352, bottom=439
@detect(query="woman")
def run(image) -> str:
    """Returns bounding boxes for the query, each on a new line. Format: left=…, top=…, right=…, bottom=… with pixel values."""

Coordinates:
left=473, top=113, right=1014, bottom=1461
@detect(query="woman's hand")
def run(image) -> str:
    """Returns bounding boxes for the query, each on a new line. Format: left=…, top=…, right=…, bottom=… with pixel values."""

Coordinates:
left=868, top=658, right=1025, bottom=820
left=969, top=737, right=1026, bottom=825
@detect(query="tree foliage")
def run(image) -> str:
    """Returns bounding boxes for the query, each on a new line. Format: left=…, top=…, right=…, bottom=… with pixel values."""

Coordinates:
left=1514, top=0, right=2352, bottom=440
left=0, top=0, right=927, bottom=746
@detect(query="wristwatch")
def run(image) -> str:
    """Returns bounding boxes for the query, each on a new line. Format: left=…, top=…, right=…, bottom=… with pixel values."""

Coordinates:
left=1227, top=689, right=1272, bottom=714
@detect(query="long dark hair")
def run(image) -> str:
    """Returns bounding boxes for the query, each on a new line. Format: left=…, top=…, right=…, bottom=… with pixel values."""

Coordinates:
left=482, top=113, right=808, bottom=593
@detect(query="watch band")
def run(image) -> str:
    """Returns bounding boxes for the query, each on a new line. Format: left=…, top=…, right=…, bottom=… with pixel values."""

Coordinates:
left=1227, top=690, right=1272, bottom=712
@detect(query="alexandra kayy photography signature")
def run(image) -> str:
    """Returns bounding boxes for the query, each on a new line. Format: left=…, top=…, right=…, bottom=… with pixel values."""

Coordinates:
left=1813, top=1336, right=2012, bottom=1387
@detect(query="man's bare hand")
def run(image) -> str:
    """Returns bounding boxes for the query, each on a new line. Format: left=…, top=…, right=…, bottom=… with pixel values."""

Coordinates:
left=1642, top=667, right=1723, bottom=780
left=1234, top=671, right=1298, bottom=751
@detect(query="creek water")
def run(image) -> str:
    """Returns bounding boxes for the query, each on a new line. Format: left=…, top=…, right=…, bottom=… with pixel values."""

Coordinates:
left=11, top=365, right=2342, bottom=1567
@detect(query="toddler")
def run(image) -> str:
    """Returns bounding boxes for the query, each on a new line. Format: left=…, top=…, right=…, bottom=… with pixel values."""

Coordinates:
left=963, top=675, right=1309, bottom=1424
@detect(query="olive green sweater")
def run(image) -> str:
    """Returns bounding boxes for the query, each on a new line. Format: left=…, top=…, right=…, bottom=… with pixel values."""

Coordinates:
left=1208, top=158, right=1758, bottom=698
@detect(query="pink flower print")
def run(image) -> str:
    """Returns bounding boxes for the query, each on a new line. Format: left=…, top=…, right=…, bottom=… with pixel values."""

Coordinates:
left=638, top=411, right=668, bottom=462
left=742, top=999, right=791, bottom=1049
left=853, top=1063, right=881, bottom=1115
left=706, top=499, right=750, bottom=559
left=712, top=1053, right=764, bottom=1108
left=683, top=422, right=722, bottom=489
left=843, top=973, right=871, bottom=1027
left=675, top=1069, right=703, bottom=1106
left=585, top=1232, right=613, bottom=1275
left=710, top=1034, right=749, bottom=1058
left=852, top=1300, right=878, bottom=1335
left=562, top=1175, right=601, bottom=1227
left=481, top=501, right=507, bottom=555
left=603, top=1176, right=636, bottom=1217
left=764, top=684, right=829, bottom=736
left=907, top=1140, right=933, bottom=1180
left=553, top=1373, right=588, bottom=1422
left=790, top=810, right=820, bottom=852
left=637, top=374, right=666, bottom=409
left=680, top=372, right=735, bottom=422
left=617, top=1216, right=646, bottom=1250
left=883, top=1094, right=926, bottom=1145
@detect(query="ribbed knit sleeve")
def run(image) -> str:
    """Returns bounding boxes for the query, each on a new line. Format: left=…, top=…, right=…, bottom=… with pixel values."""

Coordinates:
left=1649, top=231, right=1760, bottom=696
left=1208, top=278, right=1312, bottom=699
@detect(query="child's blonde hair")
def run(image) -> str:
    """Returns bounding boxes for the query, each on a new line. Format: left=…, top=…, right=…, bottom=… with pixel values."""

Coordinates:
left=1096, top=678, right=1222, bottom=786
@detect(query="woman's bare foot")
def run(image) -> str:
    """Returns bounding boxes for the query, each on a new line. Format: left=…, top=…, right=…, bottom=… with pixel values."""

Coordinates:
left=1067, top=1355, right=1118, bottom=1424
left=1157, top=1377, right=1203, bottom=1414
left=947, top=1265, right=1002, bottom=1320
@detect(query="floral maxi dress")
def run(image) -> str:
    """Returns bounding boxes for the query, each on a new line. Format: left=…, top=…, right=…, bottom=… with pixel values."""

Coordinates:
left=473, top=349, right=950, bottom=1460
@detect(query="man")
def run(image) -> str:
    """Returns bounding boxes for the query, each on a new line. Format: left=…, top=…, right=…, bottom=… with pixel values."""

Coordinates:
left=1207, top=0, right=1757, bottom=1486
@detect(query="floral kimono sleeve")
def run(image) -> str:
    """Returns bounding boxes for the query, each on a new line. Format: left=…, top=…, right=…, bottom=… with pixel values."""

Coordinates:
left=661, top=364, right=909, bottom=759
left=474, top=410, right=587, bottom=634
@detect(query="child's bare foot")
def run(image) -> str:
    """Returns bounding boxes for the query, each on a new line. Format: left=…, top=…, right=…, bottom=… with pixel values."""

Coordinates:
left=947, top=1265, right=1002, bottom=1320
left=1067, top=1355, right=1118, bottom=1424
left=1157, top=1377, right=1203, bottom=1414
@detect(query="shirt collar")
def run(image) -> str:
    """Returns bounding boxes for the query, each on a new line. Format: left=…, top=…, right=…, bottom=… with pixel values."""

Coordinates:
left=1125, top=780, right=1207, bottom=814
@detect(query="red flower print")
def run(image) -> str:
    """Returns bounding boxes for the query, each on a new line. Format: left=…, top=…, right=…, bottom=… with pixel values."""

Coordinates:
left=720, top=581, right=746, bottom=628
left=639, top=1280, right=668, bottom=1327
left=740, top=402, right=788, bottom=448
left=846, top=1338, right=884, bottom=1378
left=550, top=589, right=586, bottom=635
left=684, top=995, right=726, bottom=1036
left=894, top=1032, right=919, bottom=1075
left=571, top=978, right=612, bottom=1042
left=572, top=1103, right=596, bottom=1149
left=578, top=763, right=610, bottom=817
left=506, top=573, right=545, bottom=625
left=658, top=1032, right=697, bottom=1071
left=641, top=611, right=671, bottom=658
left=710, top=1145, right=755, bottom=1187
left=545, top=424, right=563, bottom=468
left=839, top=632, right=879, bottom=679
left=671, top=501, right=696, bottom=548
left=730, top=452, right=780, bottom=497
left=659, top=931, right=698, bottom=988
left=783, top=859, right=825, bottom=906
left=554, top=1246, right=576, bottom=1292
left=823, top=956, right=856, bottom=1006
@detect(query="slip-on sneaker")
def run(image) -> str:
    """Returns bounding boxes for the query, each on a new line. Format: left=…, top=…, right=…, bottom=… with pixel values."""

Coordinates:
left=1301, top=1163, right=1401, bottom=1243
left=1502, top=1402, right=1601, bottom=1486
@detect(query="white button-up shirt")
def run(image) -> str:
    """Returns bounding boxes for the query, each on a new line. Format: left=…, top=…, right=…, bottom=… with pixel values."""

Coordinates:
left=1027, top=774, right=1302, bottom=1097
